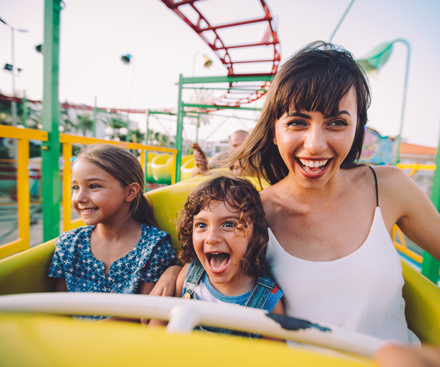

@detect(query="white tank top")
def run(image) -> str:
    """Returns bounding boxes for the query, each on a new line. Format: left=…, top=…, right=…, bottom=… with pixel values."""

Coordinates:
left=266, top=178, right=420, bottom=344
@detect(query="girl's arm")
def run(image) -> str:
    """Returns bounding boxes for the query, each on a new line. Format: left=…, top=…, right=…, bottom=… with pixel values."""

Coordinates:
left=148, top=264, right=189, bottom=327
left=55, top=278, right=68, bottom=292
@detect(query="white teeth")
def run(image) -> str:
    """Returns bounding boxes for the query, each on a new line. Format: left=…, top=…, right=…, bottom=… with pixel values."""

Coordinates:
left=82, top=208, right=97, bottom=213
left=299, top=159, right=329, bottom=168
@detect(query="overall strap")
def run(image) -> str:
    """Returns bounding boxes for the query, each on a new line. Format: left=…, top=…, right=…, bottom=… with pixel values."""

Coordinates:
left=183, top=258, right=205, bottom=299
left=243, top=274, right=275, bottom=309
left=368, top=166, right=379, bottom=207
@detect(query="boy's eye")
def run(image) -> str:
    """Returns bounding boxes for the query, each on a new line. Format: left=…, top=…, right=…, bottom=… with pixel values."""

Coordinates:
left=195, top=223, right=207, bottom=229
left=223, top=221, right=237, bottom=228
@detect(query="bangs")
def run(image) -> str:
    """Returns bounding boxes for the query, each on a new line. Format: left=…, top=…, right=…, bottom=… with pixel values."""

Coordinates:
left=269, top=43, right=366, bottom=120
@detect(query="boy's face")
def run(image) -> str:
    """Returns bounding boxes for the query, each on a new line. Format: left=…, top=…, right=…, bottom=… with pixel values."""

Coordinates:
left=192, top=200, right=253, bottom=291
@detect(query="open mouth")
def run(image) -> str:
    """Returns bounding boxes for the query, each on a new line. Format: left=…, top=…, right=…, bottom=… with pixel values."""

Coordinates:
left=81, top=207, right=99, bottom=215
left=297, top=158, right=332, bottom=173
left=206, top=252, right=231, bottom=274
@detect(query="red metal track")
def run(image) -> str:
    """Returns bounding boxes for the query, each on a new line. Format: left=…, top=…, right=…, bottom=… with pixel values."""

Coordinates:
left=160, top=0, right=281, bottom=107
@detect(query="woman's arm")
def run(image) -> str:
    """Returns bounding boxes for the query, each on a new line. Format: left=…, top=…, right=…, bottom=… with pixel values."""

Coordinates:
left=149, top=265, right=181, bottom=297
left=380, top=166, right=440, bottom=261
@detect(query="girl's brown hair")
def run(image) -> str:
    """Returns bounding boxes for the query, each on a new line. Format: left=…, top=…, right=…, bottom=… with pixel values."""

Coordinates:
left=78, top=144, right=156, bottom=226
left=230, top=41, right=371, bottom=185
left=178, top=175, right=268, bottom=277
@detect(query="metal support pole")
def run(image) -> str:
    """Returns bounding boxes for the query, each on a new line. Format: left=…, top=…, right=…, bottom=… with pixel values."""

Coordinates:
left=11, top=27, right=17, bottom=127
left=195, top=115, right=200, bottom=144
left=93, top=96, right=97, bottom=137
left=145, top=109, right=150, bottom=144
left=175, top=74, right=184, bottom=182
left=41, top=0, right=62, bottom=241
left=329, top=0, right=356, bottom=43
left=393, top=39, right=411, bottom=166
left=22, top=94, right=28, bottom=127
left=144, top=109, right=149, bottom=188
left=422, top=128, right=440, bottom=283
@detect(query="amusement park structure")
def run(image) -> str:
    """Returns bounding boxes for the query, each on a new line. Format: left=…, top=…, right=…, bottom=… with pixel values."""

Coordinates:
left=0, top=0, right=439, bottom=281
left=0, top=1, right=440, bottom=364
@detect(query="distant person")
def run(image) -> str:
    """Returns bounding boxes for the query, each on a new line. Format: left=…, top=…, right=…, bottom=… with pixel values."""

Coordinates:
left=191, top=130, right=249, bottom=177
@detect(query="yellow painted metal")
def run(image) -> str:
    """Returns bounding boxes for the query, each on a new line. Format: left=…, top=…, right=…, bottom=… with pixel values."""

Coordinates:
left=0, top=126, right=48, bottom=259
left=62, top=142, right=72, bottom=232
left=396, top=163, right=436, bottom=177
left=0, top=125, right=48, bottom=141
left=393, top=225, right=424, bottom=263
left=0, top=313, right=372, bottom=367
left=402, top=261, right=440, bottom=345
left=0, top=174, right=440, bottom=361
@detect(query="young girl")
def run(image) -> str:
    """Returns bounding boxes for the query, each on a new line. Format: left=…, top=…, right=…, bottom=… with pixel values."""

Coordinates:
left=48, top=144, right=179, bottom=321
left=170, top=175, right=284, bottom=338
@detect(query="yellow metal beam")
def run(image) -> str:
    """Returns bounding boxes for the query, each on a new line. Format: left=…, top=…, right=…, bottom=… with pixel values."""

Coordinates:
left=0, top=125, right=48, bottom=141
left=17, top=139, right=30, bottom=248
left=62, top=142, right=72, bottom=232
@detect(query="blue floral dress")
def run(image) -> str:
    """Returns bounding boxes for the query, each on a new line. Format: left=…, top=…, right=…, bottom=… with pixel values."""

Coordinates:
left=48, top=224, right=179, bottom=320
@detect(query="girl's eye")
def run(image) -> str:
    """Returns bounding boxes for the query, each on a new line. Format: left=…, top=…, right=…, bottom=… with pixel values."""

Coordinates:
left=287, top=119, right=307, bottom=127
left=90, top=184, right=101, bottom=189
left=72, top=185, right=79, bottom=191
left=328, top=119, right=348, bottom=127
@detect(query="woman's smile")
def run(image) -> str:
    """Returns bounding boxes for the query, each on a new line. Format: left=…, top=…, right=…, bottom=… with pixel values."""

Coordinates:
left=274, top=87, right=358, bottom=188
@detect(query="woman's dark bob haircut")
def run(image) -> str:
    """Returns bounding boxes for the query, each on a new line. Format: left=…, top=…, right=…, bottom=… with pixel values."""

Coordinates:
left=230, top=41, right=371, bottom=185
left=178, top=175, right=268, bottom=277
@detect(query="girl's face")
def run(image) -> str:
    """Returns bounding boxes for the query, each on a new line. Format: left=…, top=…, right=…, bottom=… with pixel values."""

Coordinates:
left=71, top=159, right=133, bottom=226
left=273, top=87, right=358, bottom=189
left=192, top=200, right=253, bottom=287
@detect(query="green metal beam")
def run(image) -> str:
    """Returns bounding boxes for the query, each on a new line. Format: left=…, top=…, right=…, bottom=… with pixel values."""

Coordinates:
left=422, top=130, right=440, bottom=283
left=180, top=75, right=274, bottom=85
left=148, top=110, right=176, bottom=116
left=92, top=96, right=97, bottom=137
left=41, top=0, right=62, bottom=241
left=21, top=95, right=28, bottom=128
left=183, top=103, right=262, bottom=111
left=182, top=86, right=268, bottom=92
left=175, top=74, right=184, bottom=182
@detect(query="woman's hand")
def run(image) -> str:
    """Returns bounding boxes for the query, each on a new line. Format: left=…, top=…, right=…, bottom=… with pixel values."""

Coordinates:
left=149, top=265, right=181, bottom=297
left=374, top=344, right=440, bottom=367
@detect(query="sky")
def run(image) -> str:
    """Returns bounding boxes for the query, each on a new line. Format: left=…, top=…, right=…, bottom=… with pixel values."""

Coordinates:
left=1, top=0, right=440, bottom=147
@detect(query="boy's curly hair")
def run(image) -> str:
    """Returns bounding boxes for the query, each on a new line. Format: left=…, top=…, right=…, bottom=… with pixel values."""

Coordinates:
left=178, top=175, right=269, bottom=277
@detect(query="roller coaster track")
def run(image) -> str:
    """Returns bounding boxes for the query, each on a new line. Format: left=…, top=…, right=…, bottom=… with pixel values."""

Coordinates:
left=160, top=0, right=281, bottom=107
left=0, top=1, right=281, bottom=114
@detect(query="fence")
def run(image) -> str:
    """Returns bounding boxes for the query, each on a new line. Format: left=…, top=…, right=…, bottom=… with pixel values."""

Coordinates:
left=0, top=125, right=177, bottom=258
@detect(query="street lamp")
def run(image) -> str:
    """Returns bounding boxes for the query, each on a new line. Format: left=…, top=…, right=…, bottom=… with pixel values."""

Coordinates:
left=0, top=17, right=29, bottom=127
left=357, top=39, right=411, bottom=165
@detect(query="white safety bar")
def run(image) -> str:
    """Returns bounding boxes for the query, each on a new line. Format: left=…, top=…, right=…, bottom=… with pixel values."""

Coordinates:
left=0, top=293, right=384, bottom=357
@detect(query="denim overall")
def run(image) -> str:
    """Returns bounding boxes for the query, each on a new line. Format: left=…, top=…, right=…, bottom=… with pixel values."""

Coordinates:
left=183, top=258, right=276, bottom=339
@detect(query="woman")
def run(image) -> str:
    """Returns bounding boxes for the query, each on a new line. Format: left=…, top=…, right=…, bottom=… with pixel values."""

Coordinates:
left=231, top=41, right=440, bottom=343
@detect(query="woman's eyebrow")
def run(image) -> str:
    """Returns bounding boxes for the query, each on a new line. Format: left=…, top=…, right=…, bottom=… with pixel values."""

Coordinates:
left=287, top=111, right=311, bottom=119
left=324, top=110, right=352, bottom=118
left=339, top=110, right=351, bottom=117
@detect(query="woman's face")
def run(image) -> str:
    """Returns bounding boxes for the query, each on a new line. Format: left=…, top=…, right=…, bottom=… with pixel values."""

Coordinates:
left=273, top=87, right=358, bottom=189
